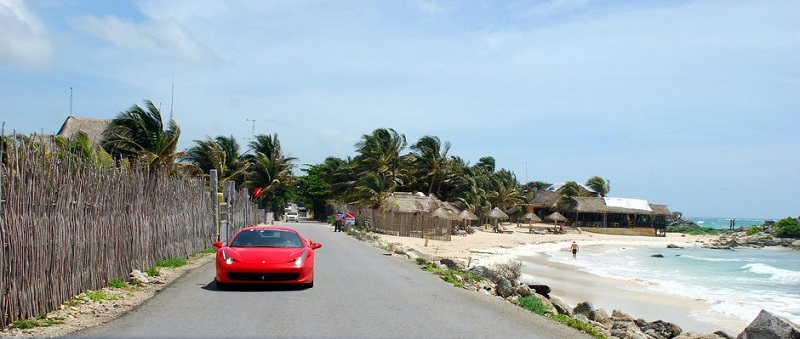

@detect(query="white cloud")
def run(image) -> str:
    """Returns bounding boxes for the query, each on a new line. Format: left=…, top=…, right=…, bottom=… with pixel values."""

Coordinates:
left=68, top=14, right=219, bottom=64
left=0, top=0, right=53, bottom=67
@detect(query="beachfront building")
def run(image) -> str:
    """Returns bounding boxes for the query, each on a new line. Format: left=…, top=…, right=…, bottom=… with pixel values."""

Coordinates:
left=528, top=187, right=671, bottom=236
left=564, top=197, right=671, bottom=236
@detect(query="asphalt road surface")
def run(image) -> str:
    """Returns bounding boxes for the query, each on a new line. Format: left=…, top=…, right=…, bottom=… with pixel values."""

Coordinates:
left=66, top=220, right=587, bottom=339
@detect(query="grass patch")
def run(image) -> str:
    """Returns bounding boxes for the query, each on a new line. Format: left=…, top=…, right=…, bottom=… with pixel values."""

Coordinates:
left=12, top=315, right=66, bottom=329
left=550, top=314, right=607, bottom=339
left=416, top=258, right=483, bottom=288
left=146, top=266, right=160, bottom=277
left=198, top=247, right=216, bottom=255
left=518, top=296, right=551, bottom=316
left=156, top=257, right=187, bottom=268
left=63, top=299, right=82, bottom=307
left=84, top=290, right=107, bottom=302
left=108, top=279, right=127, bottom=289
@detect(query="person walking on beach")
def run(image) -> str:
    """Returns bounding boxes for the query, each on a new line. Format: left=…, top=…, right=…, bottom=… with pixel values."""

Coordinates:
left=570, top=241, right=579, bottom=259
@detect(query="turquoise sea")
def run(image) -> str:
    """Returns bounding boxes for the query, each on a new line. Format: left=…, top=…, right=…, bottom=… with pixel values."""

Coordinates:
left=688, top=216, right=773, bottom=229
left=529, top=241, right=800, bottom=332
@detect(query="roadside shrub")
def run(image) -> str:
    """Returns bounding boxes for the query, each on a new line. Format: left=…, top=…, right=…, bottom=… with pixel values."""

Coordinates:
left=490, top=259, right=523, bottom=282
left=146, top=266, right=160, bottom=277
left=774, top=217, right=800, bottom=238
left=156, top=257, right=187, bottom=268
left=518, top=296, right=551, bottom=316
left=746, top=226, right=762, bottom=236
left=107, top=279, right=127, bottom=289
left=550, top=314, right=607, bottom=339
left=84, top=290, right=107, bottom=302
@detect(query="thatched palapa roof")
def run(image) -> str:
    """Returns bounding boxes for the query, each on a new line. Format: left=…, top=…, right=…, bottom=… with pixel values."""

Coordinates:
left=56, top=116, right=112, bottom=145
left=566, top=197, right=671, bottom=216
left=383, top=192, right=459, bottom=214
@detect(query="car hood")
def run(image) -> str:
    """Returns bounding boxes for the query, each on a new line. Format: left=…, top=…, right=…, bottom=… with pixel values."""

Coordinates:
left=228, top=247, right=306, bottom=264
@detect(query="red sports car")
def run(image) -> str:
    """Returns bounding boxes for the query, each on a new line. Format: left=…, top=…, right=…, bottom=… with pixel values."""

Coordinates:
left=212, top=226, right=322, bottom=289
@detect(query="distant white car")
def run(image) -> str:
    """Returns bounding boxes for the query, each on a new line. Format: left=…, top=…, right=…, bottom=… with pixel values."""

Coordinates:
left=286, top=212, right=299, bottom=222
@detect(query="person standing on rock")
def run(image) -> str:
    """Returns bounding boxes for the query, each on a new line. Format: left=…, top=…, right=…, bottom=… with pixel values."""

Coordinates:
left=570, top=241, right=579, bottom=259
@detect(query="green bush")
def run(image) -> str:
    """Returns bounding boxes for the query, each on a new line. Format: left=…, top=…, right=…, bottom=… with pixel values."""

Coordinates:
left=746, top=226, right=762, bottom=236
left=108, top=279, right=127, bottom=289
left=774, top=217, right=800, bottom=238
left=550, top=314, right=607, bottom=339
left=156, top=257, right=187, bottom=268
left=146, top=266, right=160, bottom=277
left=85, top=290, right=107, bottom=302
left=518, top=296, right=551, bottom=315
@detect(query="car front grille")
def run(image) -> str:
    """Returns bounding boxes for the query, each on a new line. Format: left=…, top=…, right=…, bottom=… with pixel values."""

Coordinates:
left=227, top=272, right=300, bottom=282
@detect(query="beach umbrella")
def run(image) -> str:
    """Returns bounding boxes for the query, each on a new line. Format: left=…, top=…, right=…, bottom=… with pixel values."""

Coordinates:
left=545, top=211, right=567, bottom=226
left=486, top=207, right=509, bottom=232
left=457, top=209, right=479, bottom=228
left=522, top=212, right=541, bottom=228
left=430, top=207, right=454, bottom=219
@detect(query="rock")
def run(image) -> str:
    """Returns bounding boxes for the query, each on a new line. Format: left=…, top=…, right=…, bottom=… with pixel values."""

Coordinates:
left=737, top=309, right=800, bottom=339
left=549, top=296, right=573, bottom=316
left=130, top=270, right=149, bottom=285
left=675, top=331, right=734, bottom=339
left=593, top=308, right=610, bottom=323
left=667, top=244, right=682, bottom=249
left=612, top=309, right=635, bottom=322
left=574, top=313, right=591, bottom=324
left=439, top=258, right=461, bottom=270
left=574, top=301, right=595, bottom=318
left=611, top=320, right=649, bottom=339
left=516, top=284, right=532, bottom=297
left=636, top=319, right=683, bottom=338
left=792, top=240, right=800, bottom=249
left=528, top=284, right=551, bottom=297
left=531, top=293, right=555, bottom=313
left=495, top=277, right=516, bottom=298
left=468, top=266, right=498, bottom=281
left=651, top=253, right=664, bottom=258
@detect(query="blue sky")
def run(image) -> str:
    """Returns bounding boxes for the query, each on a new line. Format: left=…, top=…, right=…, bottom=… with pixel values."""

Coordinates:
left=2, top=0, right=798, bottom=219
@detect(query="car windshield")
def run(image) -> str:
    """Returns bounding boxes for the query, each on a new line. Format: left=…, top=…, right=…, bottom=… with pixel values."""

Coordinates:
left=230, top=230, right=302, bottom=248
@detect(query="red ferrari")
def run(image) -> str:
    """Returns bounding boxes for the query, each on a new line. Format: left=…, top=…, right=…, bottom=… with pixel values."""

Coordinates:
left=212, top=226, right=322, bottom=289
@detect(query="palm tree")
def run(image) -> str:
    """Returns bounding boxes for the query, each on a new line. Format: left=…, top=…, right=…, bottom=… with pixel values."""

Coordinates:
left=245, top=133, right=297, bottom=212
left=488, top=169, right=524, bottom=210
left=353, top=128, right=408, bottom=191
left=53, top=131, right=113, bottom=168
left=410, top=135, right=451, bottom=197
left=101, top=100, right=181, bottom=173
left=585, top=176, right=611, bottom=197
left=182, top=135, right=249, bottom=185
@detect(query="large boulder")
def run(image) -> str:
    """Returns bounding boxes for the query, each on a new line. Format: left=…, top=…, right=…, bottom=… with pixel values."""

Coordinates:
left=574, top=301, right=596, bottom=319
left=635, top=319, right=683, bottom=338
left=468, top=266, right=497, bottom=281
left=527, top=284, right=551, bottom=297
left=495, top=277, right=516, bottom=298
left=737, top=309, right=800, bottom=339
left=439, top=258, right=462, bottom=270
left=610, top=320, right=649, bottom=339
left=549, top=296, right=573, bottom=316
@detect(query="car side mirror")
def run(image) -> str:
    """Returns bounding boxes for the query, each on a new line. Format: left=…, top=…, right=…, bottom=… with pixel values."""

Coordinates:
left=310, top=242, right=322, bottom=250
left=212, top=241, right=223, bottom=249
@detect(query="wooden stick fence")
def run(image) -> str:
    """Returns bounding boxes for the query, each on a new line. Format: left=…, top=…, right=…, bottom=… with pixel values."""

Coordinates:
left=0, top=138, right=255, bottom=328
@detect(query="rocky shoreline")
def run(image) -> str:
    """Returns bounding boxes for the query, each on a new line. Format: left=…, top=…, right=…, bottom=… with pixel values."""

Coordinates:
left=353, top=232, right=800, bottom=339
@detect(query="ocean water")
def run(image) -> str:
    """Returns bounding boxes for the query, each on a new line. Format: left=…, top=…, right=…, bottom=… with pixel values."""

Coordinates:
left=541, top=243, right=800, bottom=328
left=689, top=217, right=770, bottom=229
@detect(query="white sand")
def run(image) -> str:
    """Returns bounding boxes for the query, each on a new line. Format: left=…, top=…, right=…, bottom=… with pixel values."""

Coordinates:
left=375, top=224, right=745, bottom=335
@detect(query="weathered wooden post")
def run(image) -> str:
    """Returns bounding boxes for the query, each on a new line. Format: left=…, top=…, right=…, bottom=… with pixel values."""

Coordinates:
left=210, top=169, right=219, bottom=241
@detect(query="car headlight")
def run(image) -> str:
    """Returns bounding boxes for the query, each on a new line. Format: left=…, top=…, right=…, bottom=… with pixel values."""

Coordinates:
left=293, top=250, right=309, bottom=267
left=222, top=249, right=234, bottom=265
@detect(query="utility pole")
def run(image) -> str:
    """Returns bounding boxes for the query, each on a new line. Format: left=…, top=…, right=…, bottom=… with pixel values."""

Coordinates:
left=246, top=118, right=256, bottom=144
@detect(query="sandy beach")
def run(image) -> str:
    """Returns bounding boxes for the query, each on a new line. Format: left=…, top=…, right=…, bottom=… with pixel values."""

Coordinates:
left=374, top=223, right=746, bottom=335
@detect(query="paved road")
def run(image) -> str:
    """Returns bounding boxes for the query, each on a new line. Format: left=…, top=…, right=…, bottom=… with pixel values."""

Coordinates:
left=67, top=220, right=587, bottom=338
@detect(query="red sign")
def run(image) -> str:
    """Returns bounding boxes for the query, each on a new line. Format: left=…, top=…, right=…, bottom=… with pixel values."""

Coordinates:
left=253, top=187, right=263, bottom=198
